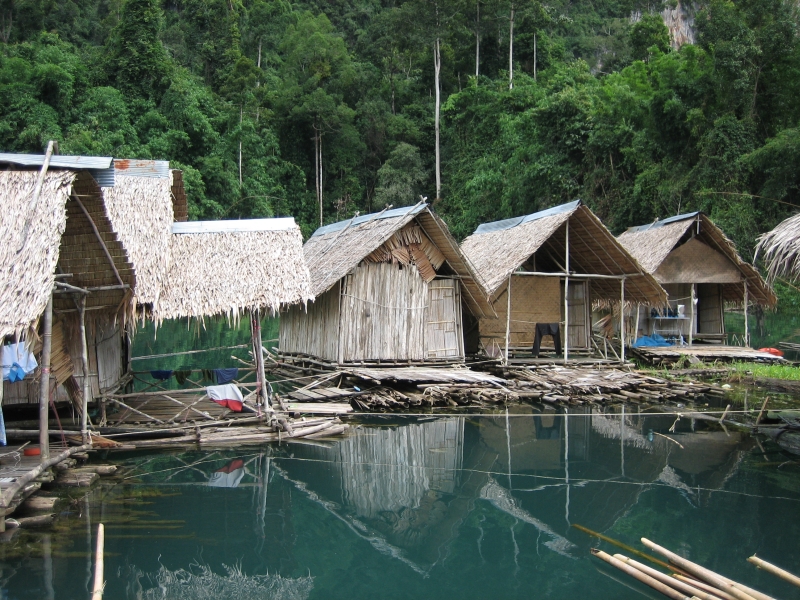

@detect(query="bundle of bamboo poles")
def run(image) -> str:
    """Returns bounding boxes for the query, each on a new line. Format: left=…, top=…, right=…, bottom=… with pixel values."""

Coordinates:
left=590, top=535, right=800, bottom=600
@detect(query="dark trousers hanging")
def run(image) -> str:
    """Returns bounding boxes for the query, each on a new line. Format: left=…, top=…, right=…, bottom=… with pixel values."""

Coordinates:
left=532, top=323, right=562, bottom=357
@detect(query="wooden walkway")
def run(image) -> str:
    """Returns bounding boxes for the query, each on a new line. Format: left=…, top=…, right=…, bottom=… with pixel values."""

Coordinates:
left=346, top=366, right=507, bottom=386
left=0, top=443, right=70, bottom=518
left=631, top=344, right=786, bottom=365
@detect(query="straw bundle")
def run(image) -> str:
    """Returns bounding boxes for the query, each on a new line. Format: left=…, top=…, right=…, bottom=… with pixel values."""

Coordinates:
left=0, top=170, right=74, bottom=339
left=154, top=226, right=312, bottom=322
left=103, top=174, right=174, bottom=305
left=363, top=225, right=446, bottom=282
left=756, top=211, right=800, bottom=283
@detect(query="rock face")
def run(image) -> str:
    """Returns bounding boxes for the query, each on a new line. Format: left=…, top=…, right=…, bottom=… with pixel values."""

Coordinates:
left=662, top=2, right=696, bottom=49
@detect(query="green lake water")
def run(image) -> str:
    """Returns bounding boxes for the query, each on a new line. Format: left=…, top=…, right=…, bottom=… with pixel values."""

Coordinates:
left=3, top=405, right=800, bottom=599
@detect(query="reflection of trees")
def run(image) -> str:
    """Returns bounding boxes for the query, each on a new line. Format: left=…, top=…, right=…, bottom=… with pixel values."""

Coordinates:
left=125, top=561, right=313, bottom=600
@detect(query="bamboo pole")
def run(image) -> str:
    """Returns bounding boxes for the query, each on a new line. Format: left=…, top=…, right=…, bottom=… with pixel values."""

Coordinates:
left=755, top=396, right=769, bottom=425
left=690, top=284, right=696, bottom=346
left=17, top=140, right=56, bottom=254
left=91, top=523, right=104, bottom=600
left=564, top=220, right=570, bottom=364
left=38, top=294, right=53, bottom=461
left=743, top=281, right=749, bottom=347
left=641, top=538, right=773, bottom=600
left=620, top=277, right=626, bottom=363
left=674, top=576, right=738, bottom=600
left=591, top=549, right=693, bottom=600
left=80, top=296, right=91, bottom=443
left=504, top=276, right=512, bottom=366
left=747, top=555, right=800, bottom=589
left=615, top=555, right=725, bottom=600
left=251, top=309, right=274, bottom=412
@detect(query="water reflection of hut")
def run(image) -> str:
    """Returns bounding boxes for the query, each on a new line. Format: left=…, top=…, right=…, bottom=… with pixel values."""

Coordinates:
left=460, top=201, right=666, bottom=362
left=618, top=213, right=776, bottom=345
left=279, top=203, right=492, bottom=364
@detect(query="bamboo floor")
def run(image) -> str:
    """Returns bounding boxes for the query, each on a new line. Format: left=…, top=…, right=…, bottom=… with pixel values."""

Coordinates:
left=631, top=344, right=787, bottom=365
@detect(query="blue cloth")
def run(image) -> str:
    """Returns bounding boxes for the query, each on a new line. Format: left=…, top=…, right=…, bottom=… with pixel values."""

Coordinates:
left=0, top=404, right=5, bottom=446
left=150, top=370, right=174, bottom=380
left=2, top=343, right=38, bottom=381
left=632, top=334, right=672, bottom=348
left=213, top=368, right=239, bottom=384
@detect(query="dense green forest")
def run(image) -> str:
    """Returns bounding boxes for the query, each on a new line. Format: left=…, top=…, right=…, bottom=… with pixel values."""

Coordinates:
left=1, top=0, right=799, bottom=256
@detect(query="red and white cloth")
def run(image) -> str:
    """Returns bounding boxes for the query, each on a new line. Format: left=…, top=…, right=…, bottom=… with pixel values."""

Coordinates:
left=206, top=384, right=244, bottom=412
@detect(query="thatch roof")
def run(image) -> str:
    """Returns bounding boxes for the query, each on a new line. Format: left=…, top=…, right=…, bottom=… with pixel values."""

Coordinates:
left=103, top=173, right=174, bottom=306
left=303, top=203, right=492, bottom=317
left=618, top=213, right=776, bottom=306
left=460, top=201, right=667, bottom=305
left=755, top=212, right=800, bottom=283
left=0, top=168, right=138, bottom=339
left=0, top=171, right=73, bottom=339
left=153, top=218, right=312, bottom=322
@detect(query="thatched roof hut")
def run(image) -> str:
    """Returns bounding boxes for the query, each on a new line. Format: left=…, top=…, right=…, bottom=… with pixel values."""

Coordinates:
left=280, top=203, right=492, bottom=364
left=102, top=159, right=188, bottom=306
left=618, top=212, right=775, bottom=345
left=153, top=218, right=312, bottom=322
left=461, top=201, right=666, bottom=359
left=755, top=212, right=800, bottom=283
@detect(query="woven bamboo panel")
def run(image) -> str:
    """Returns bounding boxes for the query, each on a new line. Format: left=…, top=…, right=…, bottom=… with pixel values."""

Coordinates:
left=279, top=283, right=340, bottom=361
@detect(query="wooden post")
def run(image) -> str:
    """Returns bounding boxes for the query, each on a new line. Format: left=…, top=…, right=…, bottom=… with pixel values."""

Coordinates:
left=251, top=309, right=271, bottom=412
left=743, top=280, right=749, bottom=347
left=504, top=276, right=512, bottom=366
left=91, top=523, right=105, bottom=600
left=38, top=294, right=53, bottom=461
left=79, top=296, right=91, bottom=443
left=690, top=283, right=695, bottom=346
left=564, top=220, right=569, bottom=364
left=620, top=278, right=626, bottom=363
left=634, top=305, right=640, bottom=346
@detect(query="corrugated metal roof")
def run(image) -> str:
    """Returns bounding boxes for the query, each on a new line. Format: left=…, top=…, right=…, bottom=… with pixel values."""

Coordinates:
left=311, top=203, right=427, bottom=238
left=113, top=158, right=170, bottom=179
left=625, top=212, right=700, bottom=234
left=172, top=218, right=297, bottom=234
left=0, top=152, right=116, bottom=187
left=473, top=200, right=581, bottom=235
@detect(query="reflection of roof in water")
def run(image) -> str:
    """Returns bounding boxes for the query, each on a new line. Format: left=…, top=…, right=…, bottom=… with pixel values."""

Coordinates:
left=590, top=413, right=653, bottom=450
left=133, top=562, right=314, bottom=600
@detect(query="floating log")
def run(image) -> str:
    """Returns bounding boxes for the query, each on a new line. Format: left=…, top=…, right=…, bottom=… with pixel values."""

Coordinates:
left=641, top=538, right=774, bottom=600
left=572, top=524, right=685, bottom=575
left=20, top=496, right=58, bottom=514
left=747, top=555, right=800, bottom=589
left=674, top=576, right=738, bottom=600
left=614, top=555, right=726, bottom=600
left=92, top=523, right=104, bottom=600
left=15, top=514, right=54, bottom=528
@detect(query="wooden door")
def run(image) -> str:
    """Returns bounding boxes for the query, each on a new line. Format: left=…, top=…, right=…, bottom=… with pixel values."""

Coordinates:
left=566, top=280, right=589, bottom=349
left=425, top=279, right=463, bottom=359
left=697, top=283, right=724, bottom=334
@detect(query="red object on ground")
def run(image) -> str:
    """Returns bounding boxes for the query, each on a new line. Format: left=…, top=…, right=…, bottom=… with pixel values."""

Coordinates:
left=211, top=399, right=243, bottom=412
left=758, top=347, right=784, bottom=357
left=23, top=446, right=41, bottom=456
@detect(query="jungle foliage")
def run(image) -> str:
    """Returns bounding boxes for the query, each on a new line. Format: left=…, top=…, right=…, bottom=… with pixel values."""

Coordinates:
left=1, top=0, right=799, bottom=252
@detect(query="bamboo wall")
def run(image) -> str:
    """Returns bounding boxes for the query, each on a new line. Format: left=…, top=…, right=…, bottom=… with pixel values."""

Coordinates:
left=279, top=284, right=340, bottom=361
left=339, top=263, right=429, bottom=362
left=479, top=275, right=562, bottom=353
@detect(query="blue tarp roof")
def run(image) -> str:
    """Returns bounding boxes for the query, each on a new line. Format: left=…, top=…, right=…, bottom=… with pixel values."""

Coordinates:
left=472, top=200, right=581, bottom=235
left=310, top=203, right=427, bottom=238
left=624, top=212, right=701, bottom=234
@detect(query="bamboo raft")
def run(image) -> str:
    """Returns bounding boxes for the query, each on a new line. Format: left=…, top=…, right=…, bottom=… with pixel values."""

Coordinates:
left=630, top=344, right=787, bottom=366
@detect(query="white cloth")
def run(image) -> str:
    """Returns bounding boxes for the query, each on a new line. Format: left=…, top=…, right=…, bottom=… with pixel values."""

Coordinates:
left=206, top=384, right=244, bottom=403
left=2, top=343, right=38, bottom=381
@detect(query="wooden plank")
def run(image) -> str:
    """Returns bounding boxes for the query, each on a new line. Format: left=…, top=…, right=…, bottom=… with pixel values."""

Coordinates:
left=283, top=403, right=352, bottom=415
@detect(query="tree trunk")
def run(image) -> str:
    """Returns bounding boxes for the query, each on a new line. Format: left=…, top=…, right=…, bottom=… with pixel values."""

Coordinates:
left=238, top=106, right=243, bottom=187
left=434, top=36, right=442, bottom=200
left=475, top=1, right=480, bottom=78
left=509, top=3, right=515, bottom=90
left=533, top=32, right=537, bottom=81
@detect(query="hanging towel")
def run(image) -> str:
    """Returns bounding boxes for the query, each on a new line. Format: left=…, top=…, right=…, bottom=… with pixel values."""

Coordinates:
left=213, top=368, right=239, bottom=385
left=150, top=370, right=174, bottom=381
left=207, top=459, right=245, bottom=488
left=174, top=368, right=193, bottom=385
left=206, top=384, right=244, bottom=412
left=2, top=343, right=38, bottom=382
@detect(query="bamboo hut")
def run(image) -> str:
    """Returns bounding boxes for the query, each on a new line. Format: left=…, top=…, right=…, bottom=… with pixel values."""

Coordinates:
left=460, top=201, right=667, bottom=362
left=618, top=212, right=776, bottom=346
left=0, top=151, right=137, bottom=453
left=755, top=212, right=800, bottom=284
left=279, top=203, right=492, bottom=365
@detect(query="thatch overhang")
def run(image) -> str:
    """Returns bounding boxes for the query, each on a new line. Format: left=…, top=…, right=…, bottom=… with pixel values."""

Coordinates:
left=618, top=213, right=776, bottom=307
left=303, top=203, right=493, bottom=317
left=153, top=218, right=312, bottom=322
left=0, top=168, right=137, bottom=339
left=755, top=212, right=800, bottom=284
left=460, top=201, right=667, bottom=306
